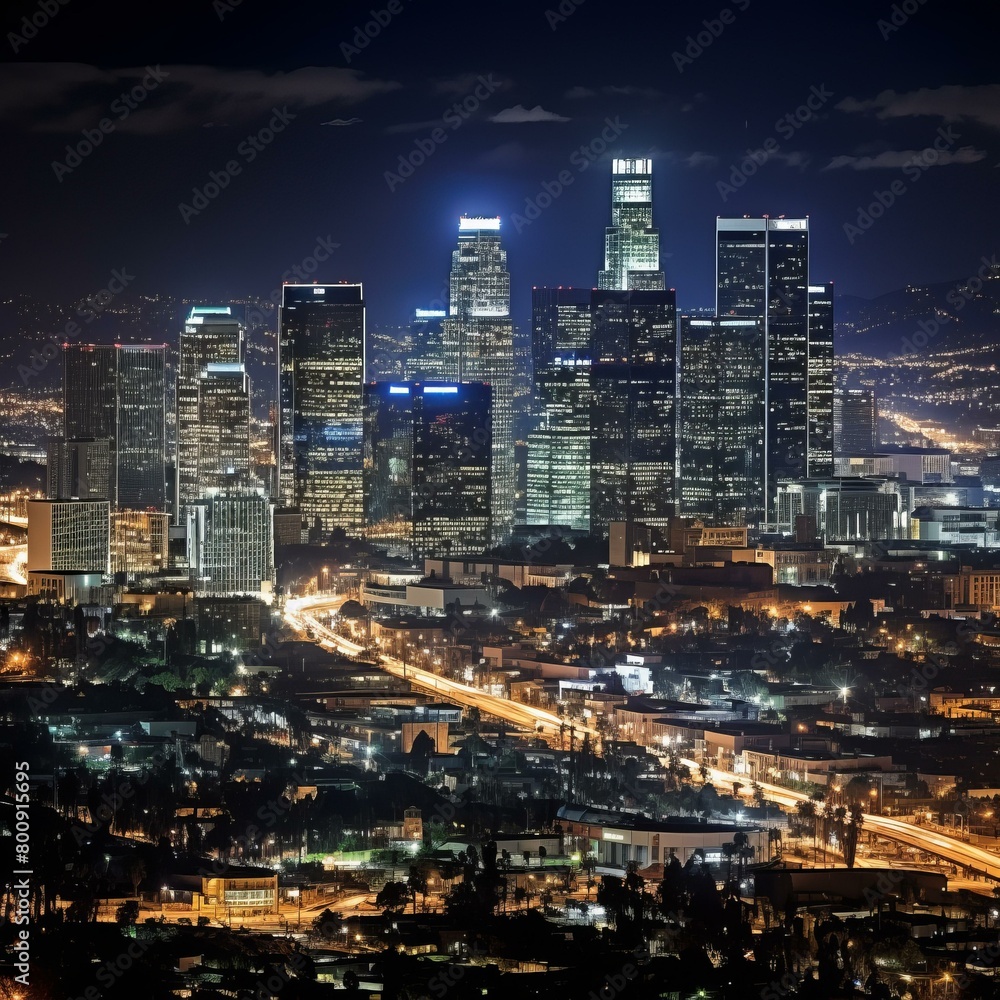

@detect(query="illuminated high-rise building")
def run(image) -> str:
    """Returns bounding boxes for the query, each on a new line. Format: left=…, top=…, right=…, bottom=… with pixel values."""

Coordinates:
left=176, top=306, right=244, bottom=510
left=187, top=493, right=275, bottom=597
left=197, top=363, right=253, bottom=493
left=526, top=360, right=592, bottom=530
left=527, top=287, right=593, bottom=530
left=590, top=289, right=678, bottom=533
left=807, top=282, right=835, bottom=478
left=363, top=381, right=492, bottom=559
left=679, top=317, right=765, bottom=526
left=63, top=344, right=166, bottom=510
left=441, top=217, right=514, bottom=543
left=278, top=283, right=365, bottom=540
left=834, top=387, right=877, bottom=455
left=716, top=218, right=832, bottom=519
left=597, top=158, right=665, bottom=291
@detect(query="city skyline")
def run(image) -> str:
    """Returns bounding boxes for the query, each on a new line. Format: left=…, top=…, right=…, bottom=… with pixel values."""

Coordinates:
left=0, top=0, right=995, bottom=334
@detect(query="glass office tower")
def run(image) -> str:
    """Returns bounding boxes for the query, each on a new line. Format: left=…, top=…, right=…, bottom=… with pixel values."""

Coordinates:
left=363, top=381, right=492, bottom=560
left=63, top=343, right=166, bottom=510
left=527, top=287, right=593, bottom=530
left=590, top=289, right=678, bottom=534
left=716, top=218, right=831, bottom=519
left=441, top=217, right=514, bottom=544
left=176, top=306, right=244, bottom=510
left=679, top=317, right=765, bottom=526
left=279, top=283, right=365, bottom=540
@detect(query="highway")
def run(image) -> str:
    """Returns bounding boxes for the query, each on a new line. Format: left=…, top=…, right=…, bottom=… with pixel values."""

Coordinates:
left=685, top=758, right=1000, bottom=881
left=285, top=594, right=597, bottom=742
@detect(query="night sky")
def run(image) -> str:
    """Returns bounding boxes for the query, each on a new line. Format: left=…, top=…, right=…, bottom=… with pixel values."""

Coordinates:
left=1, top=0, right=996, bottom=329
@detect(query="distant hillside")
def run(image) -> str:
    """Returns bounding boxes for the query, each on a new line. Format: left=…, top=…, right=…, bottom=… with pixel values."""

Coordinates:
left=836, top=262, right=1000, bottom=358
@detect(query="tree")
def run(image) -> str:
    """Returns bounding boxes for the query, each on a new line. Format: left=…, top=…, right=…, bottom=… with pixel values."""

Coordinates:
left=843, top=803, right=864, bottom=868
left=796, top=800, right=818, bottom=856
left=375, top=881, right=409, bottom=914
left=125, top=857, right=146, bottom=899
left=311, top=908, right=343, bottom=939
left=116, top=900, right=139, bottom=925
left=407, top=865, right=428, bottom=914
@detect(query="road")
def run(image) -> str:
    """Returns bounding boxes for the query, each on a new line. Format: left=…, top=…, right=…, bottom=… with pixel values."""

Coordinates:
left=685, top=758, right=1000, bottom=881
left=285, top=594, right=597, bottom=742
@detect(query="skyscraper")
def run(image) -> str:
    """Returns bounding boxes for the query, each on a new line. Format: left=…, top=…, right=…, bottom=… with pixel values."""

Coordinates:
left=279, top=283, right=365, bottom=540
left=441, top=217, right=514, bottom=543
left=716, top=218, right=832, bottom=519
left=176, top=306, right=244, bottom=511
left=197, top=363, right=252, bottom=493
left=187, top=493, right=275, bottom=597
left=834, top=387, right=878, bottom=454
left=807, top=282, right=835, bottom=478
left=590, top=289, right=678, bottom=533
left=679, top=317, right=765, bottom=526
left=597, top=158, right=665, bottom=291
left=363, top=381, right=492, bottom=559
left=527, top=287, right=594, bottom=530
left=63, top=344, right=166, bottom=510
left=526, top=359, right=592, bottom=530
left=115, top=346, right=167, bottom=510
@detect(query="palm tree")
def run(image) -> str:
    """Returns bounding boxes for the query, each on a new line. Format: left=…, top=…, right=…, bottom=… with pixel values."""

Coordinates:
left=796, top=800, right=818, bottom=858
left=843, top=803, right=864, bottom=868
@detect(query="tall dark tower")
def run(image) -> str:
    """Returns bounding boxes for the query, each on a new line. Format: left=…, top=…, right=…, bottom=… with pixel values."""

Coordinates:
left=279, top=283, right=365, bottom=540
left=717, top=217, right=825, bottom=518
left=363, top=381, right=492, bottom=559
left=679, top=317, right=765, bottom=526
left=63, top=343, right=166, bottom=510
left=590, top=289, right=678, bottom=534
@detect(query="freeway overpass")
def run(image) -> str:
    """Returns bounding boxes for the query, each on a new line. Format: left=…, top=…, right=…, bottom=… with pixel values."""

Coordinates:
left=688, top=758, right=1000, bottom=881
left=285, top=595, right=597, bottom=743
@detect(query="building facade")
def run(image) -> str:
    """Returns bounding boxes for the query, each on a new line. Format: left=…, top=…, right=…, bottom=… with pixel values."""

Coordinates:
left=590, top=289, right=678, bottom=534
left=597, top=158, right=665, bottom=291
left=63, top=344, right=166, bottom=510
left=186, top=494, right=275, bottom=597
left=279, top=283, right=365, bottom=540
left=26, top=499, right=110, bottom=575
left=679, top=317, right=765, bottom=526
left=176, top=306, right=245, bottom=511
left=363, top=381, right=493, bottom=560
left=441, top=218, right=514, bottom=544
left=716, top=218, right=832, bottom=520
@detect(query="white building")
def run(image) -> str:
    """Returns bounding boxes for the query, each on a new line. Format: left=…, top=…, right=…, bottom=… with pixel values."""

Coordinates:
left=186, top=494, right=274, bottom=598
